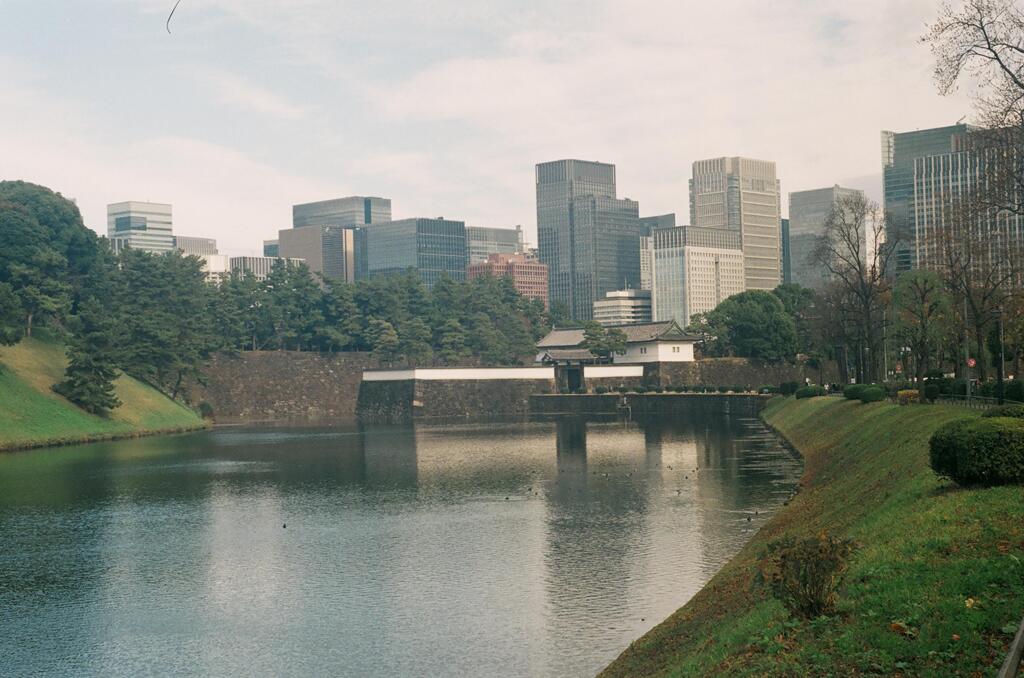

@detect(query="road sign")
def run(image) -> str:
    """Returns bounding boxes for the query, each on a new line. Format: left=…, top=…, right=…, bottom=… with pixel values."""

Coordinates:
left=968, top=358, right=977, bottom=368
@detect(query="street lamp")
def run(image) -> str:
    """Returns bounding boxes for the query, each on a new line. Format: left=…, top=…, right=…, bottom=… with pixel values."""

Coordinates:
left=994, top=308, right=1006, bottom=405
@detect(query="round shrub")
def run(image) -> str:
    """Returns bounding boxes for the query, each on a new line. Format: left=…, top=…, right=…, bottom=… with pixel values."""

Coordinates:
left=780, top=381, right=800, bottom=396
left=929, top=417, right=1024, bottom=485
left=730, top=385, right=745, bottom=393
left=1006, top=380, right=1024, bottom=402
left=859, top=386, right=885, bottom=403
left=594, top=385, right=609, bottom=394
left=924, top=383, right=940, bottom=403
left=982, top=404, right=1024, bottom=418
left=843, top=384, right=867, bottom=400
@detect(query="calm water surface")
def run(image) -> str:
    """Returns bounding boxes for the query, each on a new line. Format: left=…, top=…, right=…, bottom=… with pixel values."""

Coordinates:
left=0, top=413, right=800, bottom=677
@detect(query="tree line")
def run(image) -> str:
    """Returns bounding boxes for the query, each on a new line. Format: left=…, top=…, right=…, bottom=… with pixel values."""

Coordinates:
left=0, top=182, right=549, bottom=415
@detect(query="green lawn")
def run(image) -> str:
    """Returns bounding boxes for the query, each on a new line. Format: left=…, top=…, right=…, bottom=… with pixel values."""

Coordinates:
left=0, top=334, right=204, bottom=450
left=601, top=396, right=1024, bottom=677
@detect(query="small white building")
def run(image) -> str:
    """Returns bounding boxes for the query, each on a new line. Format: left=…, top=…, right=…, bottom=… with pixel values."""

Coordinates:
left=536, top=320, right=697, bottom=364
left=592, top=289, right=652, bottom=326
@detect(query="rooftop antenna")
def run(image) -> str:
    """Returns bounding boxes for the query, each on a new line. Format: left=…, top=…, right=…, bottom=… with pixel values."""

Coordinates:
left=167, top=0, right=182, bottom=34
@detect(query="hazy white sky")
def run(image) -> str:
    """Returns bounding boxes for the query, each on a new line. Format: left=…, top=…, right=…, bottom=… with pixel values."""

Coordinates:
left=0, top=0, right=974, bottom=254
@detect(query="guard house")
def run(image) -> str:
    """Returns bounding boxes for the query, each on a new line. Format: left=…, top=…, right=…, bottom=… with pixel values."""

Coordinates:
left=535, top=321, right=698, bottom=391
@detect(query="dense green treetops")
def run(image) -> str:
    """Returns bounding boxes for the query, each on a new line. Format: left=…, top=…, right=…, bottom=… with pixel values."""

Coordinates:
left=688, top=290, right=799, bottom=363
left=0, top=181, right=552, bottom=415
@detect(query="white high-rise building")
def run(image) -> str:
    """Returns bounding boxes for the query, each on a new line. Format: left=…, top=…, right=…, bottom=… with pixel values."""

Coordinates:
left=107, top=201, right=174, bottom=254
left=652, top=226, right=745, bottom=327
left=592, top=289, right=652, bottom=326
left=689, top=157, right=781, bottom=290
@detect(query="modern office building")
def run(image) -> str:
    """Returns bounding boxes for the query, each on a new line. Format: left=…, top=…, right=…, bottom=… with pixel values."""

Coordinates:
left=229, top=256, right=305, bottom=282
left=882, top=124, right=977, bottom=273
left=107, top=201, right=174, bottom=254
left=592, top=289, right=652, bottom=326
left=263, top=239, right=279, bottom=257
left=912, top=150, right=1024, bottom=273
left=279, top=196, right=392, bottom=283
left=639, top=213, right=677, bottom=232
left=466, top=225, right=524, bottom=264
left=640, top=235, right=654, bottom=291
left=174, top=235, right=218, bottom=256
left=292, top=196, right=391, bottom=228
left=278, top=225, right=356, bottom=283
left=639, top=213, right=676, bottom=291
left=536, top=159, right=643, bottom=320
left=363, top=217, right=467, bottom=289
left=468, top=253, right=549, bottom=307
left=652, top=226, right=744, bottom=326
left=198, top=254, right=231, bottom=284
left=781, top=218, right=792, bottom=285
left=689, top=157, right=781, bottom=290
left=788, top=185, right=866, bottom=290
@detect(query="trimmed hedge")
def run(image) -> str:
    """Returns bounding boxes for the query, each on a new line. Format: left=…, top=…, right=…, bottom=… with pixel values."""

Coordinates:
left=981, top=404, right=1024, bottom=418
left=924, top=383, right=940, bottom=403
left=843, top=384, right=867, bottom=400
left=929, top=416, right=1024, bottom=485
left=795, top=385, right=826, bottom=399
left=859, top=386, right=885, bottom=403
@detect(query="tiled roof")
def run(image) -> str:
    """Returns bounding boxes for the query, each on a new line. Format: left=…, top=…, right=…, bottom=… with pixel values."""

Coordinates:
left=536, top=320, right=698, bottom=348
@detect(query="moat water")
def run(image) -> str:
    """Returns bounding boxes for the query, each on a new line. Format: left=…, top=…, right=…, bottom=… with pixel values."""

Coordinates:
left=0, top=413, right=801, bottom=677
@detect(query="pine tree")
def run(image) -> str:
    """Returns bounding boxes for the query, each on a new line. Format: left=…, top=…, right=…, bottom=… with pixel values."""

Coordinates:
left=53, top=299, right=121, bottom=415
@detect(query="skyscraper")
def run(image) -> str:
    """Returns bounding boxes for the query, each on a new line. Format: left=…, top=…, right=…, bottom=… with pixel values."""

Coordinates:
left=788, top=185, right=865, bottom=290
left=689, top=157, right=781, bottom=290
left=466, top=225, right=524, bottom=264
left=278, top=225, right=356, bottom=282
left=912, top=149, right=1024, bottom=273
left=280, top=195, right=391, bottom=282
left=652, top=226, right=744, bottom=326
left=107, top=201, right=174, bottom=254
left=536, top=159, right=643, bottom=320
left=292, top=196, right=391, bottom=228
left=639, top=214, right=676, bottom=291
left=882, top=124, right=976, bottom=273
left=780, top=218, right=792, bottom=285
left=363, top=217, right=467, bottom=289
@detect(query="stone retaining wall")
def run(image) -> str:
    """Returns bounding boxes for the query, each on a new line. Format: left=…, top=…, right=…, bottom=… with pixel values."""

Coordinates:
left=196, top=351, right=379, bottom=422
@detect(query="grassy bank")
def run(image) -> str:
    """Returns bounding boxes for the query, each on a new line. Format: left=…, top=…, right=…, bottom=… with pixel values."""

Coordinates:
left=0, top=334, right=205, bottom=451
left=601, top=396, right=1024, bottom=677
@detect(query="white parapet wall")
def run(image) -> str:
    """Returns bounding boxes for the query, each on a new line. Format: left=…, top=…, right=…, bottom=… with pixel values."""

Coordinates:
left=583, top=365, right=644, bottom=379
left=363, top=367, right=555, bottom=381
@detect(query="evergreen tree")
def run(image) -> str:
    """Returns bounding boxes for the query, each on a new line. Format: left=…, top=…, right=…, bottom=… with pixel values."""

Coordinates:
left=53, top=300, right=121, bottom=415
left=0, top=282, right=23, bottom=346
left=437, top=318, right=469, bottom=365
left=399, top=317, right=433, bottom=364
left=581, top=322, right=627, bottom=361
left=366, top=317, right=401, bottom=364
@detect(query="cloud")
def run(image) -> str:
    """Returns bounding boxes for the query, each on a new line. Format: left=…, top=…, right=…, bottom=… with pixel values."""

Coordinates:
left=197, top=68, right=312, bottom=120
left=2, top=0, right=977, bottom=251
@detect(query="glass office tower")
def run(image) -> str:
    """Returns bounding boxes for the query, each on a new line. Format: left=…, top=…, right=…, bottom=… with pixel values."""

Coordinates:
left=788, top=185, right=865, bottom=290
left=363, top=217, right=467, bottom=289
left=882, top=124, right=975, bottom=273
left=536, top=159, right=643, bottom=320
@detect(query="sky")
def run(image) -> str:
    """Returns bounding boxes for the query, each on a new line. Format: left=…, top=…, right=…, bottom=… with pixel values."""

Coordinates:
left=0, top=0, right=976, bottom=255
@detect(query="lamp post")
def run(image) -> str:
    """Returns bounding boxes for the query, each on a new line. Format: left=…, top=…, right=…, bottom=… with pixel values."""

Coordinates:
left=994, top=307, right=1006, bottom=405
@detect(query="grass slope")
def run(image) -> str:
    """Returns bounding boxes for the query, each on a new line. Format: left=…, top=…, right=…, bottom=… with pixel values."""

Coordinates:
left=0, top=334, right=204, bottom=450
left=601, top=396, right=1024, bottom=677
